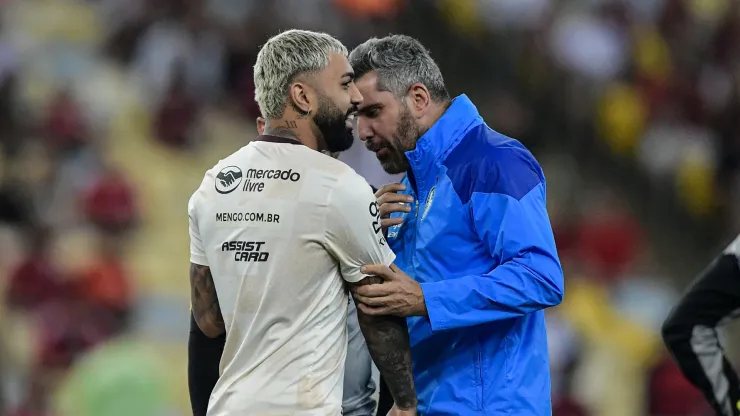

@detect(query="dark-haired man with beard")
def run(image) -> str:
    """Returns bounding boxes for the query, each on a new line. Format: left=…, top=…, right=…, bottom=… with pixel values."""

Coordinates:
left=349, top=35, right=563, bottom=415
left=187, top=30, right=416, bottom=415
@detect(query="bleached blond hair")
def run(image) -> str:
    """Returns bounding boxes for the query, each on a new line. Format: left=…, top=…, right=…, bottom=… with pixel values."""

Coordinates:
left=254, top=29, right=348, bottom=119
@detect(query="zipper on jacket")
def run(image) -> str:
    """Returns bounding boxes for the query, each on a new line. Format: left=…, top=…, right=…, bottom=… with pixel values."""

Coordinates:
left=409, top=198, right=420, bottom=279
left=406, top=169, right=421, bottom=280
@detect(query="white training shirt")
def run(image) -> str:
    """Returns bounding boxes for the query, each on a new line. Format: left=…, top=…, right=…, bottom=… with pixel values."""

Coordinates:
left=188, top=136, right=395, bottom=416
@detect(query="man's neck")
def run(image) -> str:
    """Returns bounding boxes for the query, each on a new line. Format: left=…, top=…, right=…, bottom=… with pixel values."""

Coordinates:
left=420, top=100, right=450, bottom=133
left=262, top=117, right=318, bottom=150
left=263, top=125, right=300, bottom=141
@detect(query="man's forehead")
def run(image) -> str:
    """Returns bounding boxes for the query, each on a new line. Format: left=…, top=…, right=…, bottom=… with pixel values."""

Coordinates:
left=355, top=71, right=380, bottom=92
left=356, top=72, right=395, bottom=107
left=328, top=52, right=354, bottom=76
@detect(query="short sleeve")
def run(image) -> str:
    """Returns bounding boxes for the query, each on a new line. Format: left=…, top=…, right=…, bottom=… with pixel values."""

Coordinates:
left=188, top=193, right=209, bottom=266
left=324, top=172, right=395, bottom=283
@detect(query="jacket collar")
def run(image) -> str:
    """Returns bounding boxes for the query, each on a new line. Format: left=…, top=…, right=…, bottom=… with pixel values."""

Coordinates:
left=404, top=94, right=484, bottom=194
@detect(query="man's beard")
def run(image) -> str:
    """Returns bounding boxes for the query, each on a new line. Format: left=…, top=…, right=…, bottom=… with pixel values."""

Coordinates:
left=377, top=104, right=421, bottom=174
left=313, top=94, right=355, bottom=153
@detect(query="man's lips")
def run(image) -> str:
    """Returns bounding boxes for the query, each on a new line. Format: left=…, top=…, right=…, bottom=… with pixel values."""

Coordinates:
left=375, top=147, right=390, bottom=157
left=345, top=112, right=356, bottom=130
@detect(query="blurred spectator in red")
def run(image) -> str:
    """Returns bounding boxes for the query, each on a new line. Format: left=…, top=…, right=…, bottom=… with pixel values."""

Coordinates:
left=648, top=354, right=713, bottom=416
left=81, top=165, right=138, bottom=234
left=552, top=221, right=579, bottom=260
left=76, top=233, right=133, bottom=333
left=33, top=285, right=114, bottom=372
left=153, top=61, right=200, bottom=149
left=43, top=89, right=88, bottom=153
left=553, top=397, right=589, bottom=416
left=575, top=194, right=644, bottom=283
left=5, top=226, right=65, bottom=313
left=13, top=280, right=120, bottom=416
left=334, top=0, right=405, bottom=19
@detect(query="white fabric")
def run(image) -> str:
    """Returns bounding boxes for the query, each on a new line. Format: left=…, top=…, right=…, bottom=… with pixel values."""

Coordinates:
left=338, top=140, right=402, bottom=189
left=188, top=140, right=394, bottom=415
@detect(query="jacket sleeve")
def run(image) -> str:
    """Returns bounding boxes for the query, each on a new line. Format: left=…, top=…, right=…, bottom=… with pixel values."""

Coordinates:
left=419, top=180, right=564, bottom=332
left=662, top=239, right=740, bottom=416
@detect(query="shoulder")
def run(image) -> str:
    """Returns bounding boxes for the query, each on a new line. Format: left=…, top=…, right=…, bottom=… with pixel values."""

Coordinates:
left=332, top=168, right=376, bottom=205
left=442, top=124, right=544, bottom=204
left=189, top=146, right=252, bottom=211
left=316, top=151, right=360, bottom=177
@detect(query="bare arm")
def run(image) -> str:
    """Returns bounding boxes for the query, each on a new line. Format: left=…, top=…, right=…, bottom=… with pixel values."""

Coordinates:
left=190, top=263, right=225, bottom=338
left=349, top=276, right=416, bottom=411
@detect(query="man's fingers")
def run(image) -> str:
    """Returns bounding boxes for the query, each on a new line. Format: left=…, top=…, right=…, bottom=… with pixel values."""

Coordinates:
left=352, top=293, right=387, bottom=306
left=375, top=183, right=406, bottom=198
left=379, top=203, right=411, bottom=217
left=381, top=217, right=404, bottom=229
left=361, top=264, right=393, bottom=278
left=375, top=184, right=413, bottom=221
left=352, top=283, right=391, bottom=297
left=378, top=192, right=414, bottom=206
left=357, top=303, right=389, bottom=316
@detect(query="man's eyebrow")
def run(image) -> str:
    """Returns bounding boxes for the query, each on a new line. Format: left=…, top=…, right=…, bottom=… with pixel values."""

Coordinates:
left=341, top=71, right=355, bottom=80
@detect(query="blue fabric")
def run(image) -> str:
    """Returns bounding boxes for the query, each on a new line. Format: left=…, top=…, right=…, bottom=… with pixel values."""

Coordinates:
left=387, top=95, right=564, bottom=415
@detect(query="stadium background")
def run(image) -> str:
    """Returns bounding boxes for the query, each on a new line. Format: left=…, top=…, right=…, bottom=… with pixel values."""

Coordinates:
left=0, top=0, right=737, bottom=414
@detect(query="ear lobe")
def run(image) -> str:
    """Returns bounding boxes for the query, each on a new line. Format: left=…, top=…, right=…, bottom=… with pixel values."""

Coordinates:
left=289, top=82, right=312, bottom=115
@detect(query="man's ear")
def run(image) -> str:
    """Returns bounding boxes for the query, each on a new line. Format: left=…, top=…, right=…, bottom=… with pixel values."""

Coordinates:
left=406, top=82, right=431, bottom=118
left=256, top=117, right=265, bottom=135
left=288, top=81, right=314, bottom=115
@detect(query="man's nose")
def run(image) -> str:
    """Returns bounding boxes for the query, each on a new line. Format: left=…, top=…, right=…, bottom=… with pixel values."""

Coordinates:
left=349, top=83, right=363, bottom=107
left=356, top=117, right=373, bottom=142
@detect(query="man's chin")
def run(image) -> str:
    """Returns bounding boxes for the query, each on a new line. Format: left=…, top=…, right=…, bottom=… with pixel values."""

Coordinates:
left=379, top=158, right=407, bottom=175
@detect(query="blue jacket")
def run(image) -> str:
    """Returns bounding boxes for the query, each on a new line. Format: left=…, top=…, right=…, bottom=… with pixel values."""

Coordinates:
left=387, top=95, right=564, bottom=415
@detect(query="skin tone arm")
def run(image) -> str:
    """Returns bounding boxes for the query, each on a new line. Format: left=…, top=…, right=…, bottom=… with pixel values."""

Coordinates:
left=348, top=275, right=417, bottom=412
left=190, top=263, right=225, bottom=338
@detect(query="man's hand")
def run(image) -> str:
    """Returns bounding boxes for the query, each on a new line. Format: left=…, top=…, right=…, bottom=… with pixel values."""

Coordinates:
left=375, top=183, right=413, bottom=232
left=351, top=264, right=427, bottom=317
left=387, top=405, right=417, bottom=416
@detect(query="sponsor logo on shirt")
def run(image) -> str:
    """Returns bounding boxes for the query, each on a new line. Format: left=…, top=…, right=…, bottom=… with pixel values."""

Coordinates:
left=368, top=201, right=386, bottom=246
left=215, top=166, right=243, bottom=194
left=241, top=168, right=301, bottom=192
left=221, top=241, right=270, bottom=262
left=216, top=212, right=280, bottom=223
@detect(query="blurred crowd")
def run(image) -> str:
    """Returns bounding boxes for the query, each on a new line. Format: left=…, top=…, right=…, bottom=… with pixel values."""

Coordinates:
left=0, top=0, right=736, bottom=415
